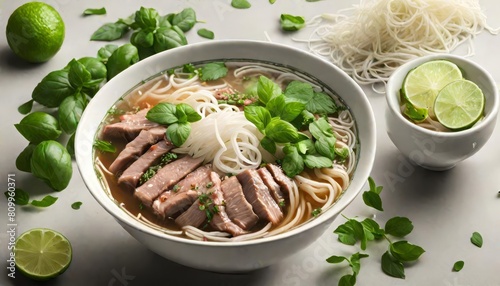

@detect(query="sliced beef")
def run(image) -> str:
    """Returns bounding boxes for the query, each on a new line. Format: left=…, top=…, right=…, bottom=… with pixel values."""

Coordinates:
left=108, top=126, right=167, bottom=174
left=257, top=168, right=285, bottom=207
left=134, top=155, right=204, bottom=207
left=152, top=165, right=215, bottom=219
left=236, top=169, right=283, bottom=225
left=117, top=140, right=174, bottom=188
left=266, top=164, right=294, bottom=197
left=220, top=176, right=259, bottom=230
left=101, top=108, right=160, bottom=141
left=176, top=174, right=246, bottom=237
left=174, top=198, right=206, bottom=228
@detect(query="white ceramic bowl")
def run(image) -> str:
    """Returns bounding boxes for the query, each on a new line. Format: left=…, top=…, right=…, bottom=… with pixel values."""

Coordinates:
left=385, top=54, right=499, bottom=171
left=75, top=40, right=376, bottom=272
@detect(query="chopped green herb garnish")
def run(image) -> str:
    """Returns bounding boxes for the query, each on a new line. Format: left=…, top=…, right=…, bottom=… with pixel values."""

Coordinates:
left=139, top=203, right=144, bottom=210
left=139, top=152, right=178, bottom=185
left=312, top=208, right=322, bottom=217
left=172, top=184, right=180, bottom=193
left=198, top=193, right=219, bottom=223
left=93, top=140, right=116, bottom=153
left=278, top=200, right=286, bottom=208
left=206, top=182, right=214, bottom=188
left=71, top=201, right=82, bottom=210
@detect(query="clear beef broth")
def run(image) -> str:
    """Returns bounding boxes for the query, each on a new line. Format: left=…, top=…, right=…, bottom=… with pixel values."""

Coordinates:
left=95, top=61, right=354, bottom=240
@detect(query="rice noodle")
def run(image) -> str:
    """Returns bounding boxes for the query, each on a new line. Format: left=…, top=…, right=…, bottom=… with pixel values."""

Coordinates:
left=298, top=0, right=498, bottom=86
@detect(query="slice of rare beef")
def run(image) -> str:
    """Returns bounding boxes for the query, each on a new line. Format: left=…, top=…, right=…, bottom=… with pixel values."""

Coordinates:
left=174, top=198, right=206, bottom=228
left=220, top=176, right=259, bottom=230
left=134, top=155, right=203, bottom=207
left=265, top=164, right=294, bottom=196
left=108, top=126, right=166, bottom=174
left=117, top=140, right=174, bottom=188
left=236, top=169, right=283, bottom=225
left=209, top=180, right=246, bottom=237
left=257, top=167, right=285, bottom=207
left=101, top=108, right=160, bottom=141
left=152, top=165, right=215, bottom=219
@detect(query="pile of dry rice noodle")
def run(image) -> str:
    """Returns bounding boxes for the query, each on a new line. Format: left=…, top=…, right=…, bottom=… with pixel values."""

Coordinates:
left=301, top=0, right=498, bottom=86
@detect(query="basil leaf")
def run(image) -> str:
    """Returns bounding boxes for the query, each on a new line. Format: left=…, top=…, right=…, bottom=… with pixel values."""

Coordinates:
left=197, top=28, right=214, bottom=39
left=172, top=8, right=197, bottom=32
left=303, top=154, right=332, bottom=169
left=269, top=0, right=277, bottom=3
left=78, top=57, right=107, bottom=84
left=106, top=44, right=139, bottom=80
left=453, top=261, right=464, bottom=272
left=167, top=122, right=191, bottom=147
left=4, top=188, right=30, bottom=206
left=32, top=69, right=75, bottom=108
left=284, top=81, right=314, bottom=103
left=68, top=59, right=92, bottom=88
left=390, top=241, right=425, bottom=262
left=58, top=94, right=87, bottom=134
left=231, top=0, right=251, bottom=9
left=83, top=7, right=106, bottom=16
left=30, top=140, right=72, bottom=191
left=153, top=26, right=187, bottom=53
left=281, top=146, right=304, bottom=177
left=260, top=136, right=276, bottom=154
left=470, top=231, right=483, bottom=248
left=134, top=7, right=159, bottom=31
left=16, top=144, right=36, bottom=172
left=15, top=112, right=62, bottom=144
left=314, top=135, right=336, bottom=160
left=66, top=133, right=75, bottom=157
left=338, top=274, right=356, bottom=286
left=385, top=216, right=414, bottom=237
left=244, top=105, right=271, bottom=132
left=265, top=118, right=300, bottom=144
left=159, top=14, right=173, bottom=28
left=93, top=140, right=116, bottom=153
left=266, top=94, right=286, bottom=118
left=18, top=100, right=33, bottom=115
left=280, top=14, right=306, bottom=31
left=257, top=76, right=282, bottom=105
left=71, top=201, right=83, bottom=210
left=325, top=255, right=347, bottom=264
left=90, top=22, right=130, bottom=41
left=31, top=195, right=58, bottom=207
left=137, top=46, right=156, bottom=61
left=146, top=102, right=178, bottom=125
left=309, top=117, right=334, bottom=139
left=176, top=103, right=202, bottom=123
left=349, top=252, right=369, bottom=275
left=362, top=191, right=383, bottom=211
left=381, top=251, right=405, bottom=279
left=200, top=62, right=228, bottom=81
left=97, top=44, right=119, bottom=63
left=131, top=30, right=154, bottom=48
left=306, top=92, right=338, bottom=115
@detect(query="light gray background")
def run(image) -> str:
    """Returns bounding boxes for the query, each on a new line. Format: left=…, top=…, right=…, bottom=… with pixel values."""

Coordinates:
left=1, top=1, right=499, bottom=285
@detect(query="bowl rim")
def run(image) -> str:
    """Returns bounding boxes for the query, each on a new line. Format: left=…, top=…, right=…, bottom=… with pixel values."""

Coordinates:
left=75, top=39, right=377, bottom=247
left=385, top=53, right=499, bottom=137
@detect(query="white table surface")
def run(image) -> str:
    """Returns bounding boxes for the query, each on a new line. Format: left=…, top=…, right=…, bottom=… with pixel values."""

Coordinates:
left=1, top=1, right=500, bottom=285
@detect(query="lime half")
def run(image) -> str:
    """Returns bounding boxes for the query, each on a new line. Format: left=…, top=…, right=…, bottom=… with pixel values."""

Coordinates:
left=434, top=79, right=485, bottom=130
left=402, top=60, right=463, bottom=115
left=15, top=228, right=72, bottom=281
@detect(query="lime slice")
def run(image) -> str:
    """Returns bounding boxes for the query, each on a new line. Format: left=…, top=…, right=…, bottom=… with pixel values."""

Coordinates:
left=434, top=79, right=485, bottom=130
left=15, top=228, right=72, bottom=281
left=402, top=60, right=463, bottom=115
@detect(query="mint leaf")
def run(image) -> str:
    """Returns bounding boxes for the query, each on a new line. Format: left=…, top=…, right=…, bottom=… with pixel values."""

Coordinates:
left=31, top=195, right=58, bottom=208
left=200, top=62, right=228, bottom=81
left=362, top=191, right=383, bottom=211
left=470, top=231, right=483, bottom=248
left=4, top=188, right=30, bottom=206
left=385, top=216, right=414, bottom=237
left=390, top=241, right=425, bottom=262
left=381, top=251, right=405, bottom=279
left=453, top=260, right=464, bottom=272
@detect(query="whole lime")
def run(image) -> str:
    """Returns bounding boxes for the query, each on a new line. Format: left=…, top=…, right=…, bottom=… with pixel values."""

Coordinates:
left=6, top=2, right=65, bottom=63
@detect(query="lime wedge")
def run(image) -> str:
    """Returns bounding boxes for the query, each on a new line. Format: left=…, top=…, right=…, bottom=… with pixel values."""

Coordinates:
left=434, top=79, right=485, bottom=130
left=402, top=60, right=463, bottom=115
left=15, top=228, right=72, bottom=281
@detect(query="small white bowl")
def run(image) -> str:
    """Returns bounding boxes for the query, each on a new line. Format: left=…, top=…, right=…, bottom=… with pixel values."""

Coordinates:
left=385, top=54, right=499, bottom=171
left=75, top=40, right=376, bottom=272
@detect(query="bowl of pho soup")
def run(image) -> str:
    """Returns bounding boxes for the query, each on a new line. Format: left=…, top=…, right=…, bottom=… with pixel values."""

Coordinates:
left=75, top=40, right=376, bottom=272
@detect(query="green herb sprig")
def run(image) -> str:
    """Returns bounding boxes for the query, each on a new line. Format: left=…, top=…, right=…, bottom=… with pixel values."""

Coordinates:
left=328, top=177, right=425, bottom=284
left=4, top=189, right=58, bottom=208
left=326, top=252, right=369, bottom=285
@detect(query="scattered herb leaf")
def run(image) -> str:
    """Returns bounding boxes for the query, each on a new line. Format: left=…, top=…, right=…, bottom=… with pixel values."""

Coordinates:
left=83, top=7, right=107, bottom=16
left=30, top=195, right=58, bottom=208
left=381, top=251, right=405, bottom=279
left=71, top=201, right=83, bottom=210
left=200, top=62, right=228, bottom=81
left=280, top=14, right=306, bottom=31
left=231, top=0, right=252, bottom=9
left=4, top=188, right=30, bottom=206
left=93, top=140, right=116, bottom=153
left=18, top=100, right=33, bottom=115
left=470, top=231, right=483, bottom=248
left=197, top=28, right=215, bottom=39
